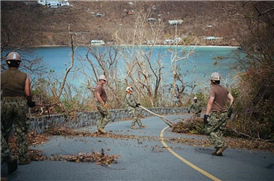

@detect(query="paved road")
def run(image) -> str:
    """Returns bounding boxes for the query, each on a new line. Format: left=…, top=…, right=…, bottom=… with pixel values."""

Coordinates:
left=1, top=114, right=274, bottom=181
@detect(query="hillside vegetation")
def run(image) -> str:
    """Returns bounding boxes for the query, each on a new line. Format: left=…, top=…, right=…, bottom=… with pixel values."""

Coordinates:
left=1, top=1, right=251, bottom=47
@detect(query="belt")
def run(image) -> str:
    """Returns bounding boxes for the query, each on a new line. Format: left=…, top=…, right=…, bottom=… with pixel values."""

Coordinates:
left=212, top=110, right=227, bottom=113
left=97, top=101, right=107, bottom=104
left=2, top=96, right=25, bottom=100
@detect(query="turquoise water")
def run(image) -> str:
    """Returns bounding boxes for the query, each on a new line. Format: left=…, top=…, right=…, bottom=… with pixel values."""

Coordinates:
left=4, top=46, right=240, bottom=94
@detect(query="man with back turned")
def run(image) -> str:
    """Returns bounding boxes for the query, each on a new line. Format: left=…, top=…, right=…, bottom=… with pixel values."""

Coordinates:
left=1, top=52, right=36, bottom=174
left=204, top=72, right=234, bottom=156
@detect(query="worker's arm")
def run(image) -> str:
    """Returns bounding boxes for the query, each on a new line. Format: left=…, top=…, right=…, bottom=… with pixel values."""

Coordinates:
left=205, top=97, right=214, bottom=115
left=25, top=75, right=31, bottom=101
left=25, top=75, right=35, bottom=107
left=227, top=93, right=234, bottom=107
left=0, top=75, right=2, bottom=101
left=204, top=97, right=214, bottom=124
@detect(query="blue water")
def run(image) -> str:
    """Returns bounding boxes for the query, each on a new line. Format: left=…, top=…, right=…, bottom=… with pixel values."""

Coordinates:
left=4, top=46, right=240, bottom=94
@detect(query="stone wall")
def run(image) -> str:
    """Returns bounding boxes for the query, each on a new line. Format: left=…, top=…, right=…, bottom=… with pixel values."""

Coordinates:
left=29, top=107, right=188, bottom=134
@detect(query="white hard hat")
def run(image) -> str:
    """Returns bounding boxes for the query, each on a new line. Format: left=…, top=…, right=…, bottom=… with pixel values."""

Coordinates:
left=6, top=52, right=21, bottom=61
left=210, top=72, right=221, bottom=81
left=194, top=96, right=197, bottom=100
left=99, top=75, right=107, bottom=81
left=126, top=86, right=133, bottom=93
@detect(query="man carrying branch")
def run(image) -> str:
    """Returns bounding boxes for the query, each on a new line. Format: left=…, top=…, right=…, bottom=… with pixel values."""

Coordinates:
left=204, top=72, right=234, bottom=156
left=125, top=86, right=146, bottom=129
left=188, top=96, right=202, bottom=118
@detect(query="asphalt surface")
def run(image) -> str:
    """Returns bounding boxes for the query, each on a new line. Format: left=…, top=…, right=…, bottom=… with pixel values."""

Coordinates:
left=1, top=114, right=274, bottom=181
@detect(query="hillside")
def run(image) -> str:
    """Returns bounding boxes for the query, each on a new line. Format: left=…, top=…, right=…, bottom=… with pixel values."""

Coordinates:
left=1, top=1, right=251, bottom=47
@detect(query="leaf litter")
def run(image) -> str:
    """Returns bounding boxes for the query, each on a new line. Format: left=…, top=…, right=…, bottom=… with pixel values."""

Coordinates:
left=8, top=131, right=120, bottom=166
left=44, top=126, right=274, bottom=152
left=8, top=120, right=274, bottom=166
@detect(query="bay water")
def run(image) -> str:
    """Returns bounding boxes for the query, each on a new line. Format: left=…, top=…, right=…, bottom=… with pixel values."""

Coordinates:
left=10, top=45, right=241, bottom=95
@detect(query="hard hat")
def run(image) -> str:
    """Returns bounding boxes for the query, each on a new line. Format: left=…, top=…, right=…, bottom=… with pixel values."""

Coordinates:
left=210, top=72, right=221, bottom=81
left=6, top=52, right=21, bottom=61
left=99, top=75, right=107, bottom=81
left=126, top=86, right=133, bottom=93
left=194, top=96, right=197, bottom=100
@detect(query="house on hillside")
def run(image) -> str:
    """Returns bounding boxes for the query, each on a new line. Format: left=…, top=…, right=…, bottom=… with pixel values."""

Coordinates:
left=204, top=36, right=223, bottom=41
left=147, top=18, right=156, bottom=23
left=91, top=40, right=105, bottom=46
left=168, top=20, right=183, bottom=26
left=163, top=39, right=174, bottom=45
left=37, top=0, right=70, bottom=7
left=24, top=1, right=38, bottom=5
left=127, top=10, right=135, bottom=15
left=204, top=36, right=223, bottom=45
left=96, top=13, right=104, bottom=17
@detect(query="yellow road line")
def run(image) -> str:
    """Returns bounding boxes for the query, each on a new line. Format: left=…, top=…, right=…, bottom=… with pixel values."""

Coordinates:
left=160, top=126, right=222, bottom=181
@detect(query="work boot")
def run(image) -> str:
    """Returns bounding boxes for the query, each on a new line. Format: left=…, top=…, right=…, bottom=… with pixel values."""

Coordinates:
left=131, top=126, right=137, bottom=129
left=98, top=128, right=107, bottom=134
left=211, top=148, right=222, bottom=156
left=19, top=158, right=31, bottom=165
left=139, top=125, right=146, bottom=129
left=212, top=147, right=220, bottom=154
left=7, top=157, right=18, bottom=174
left=216, top=145, right=228, bottom=155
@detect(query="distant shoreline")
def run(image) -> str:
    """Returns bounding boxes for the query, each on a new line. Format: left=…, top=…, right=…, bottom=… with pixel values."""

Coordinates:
left=34, top=44, right=240, bottom=48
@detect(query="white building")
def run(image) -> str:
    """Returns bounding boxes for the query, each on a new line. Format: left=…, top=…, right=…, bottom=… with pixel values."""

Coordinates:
left=204, top=36, right=223, bottom=41
left=37, top=0, right=70, bottom=7
left=163, top=39, right=174, bottom=45
left=91, top=40, right=105, bottom=46
left=168, top=20, right=183, bottom=26
left=147, top=18, right=156, bottom=23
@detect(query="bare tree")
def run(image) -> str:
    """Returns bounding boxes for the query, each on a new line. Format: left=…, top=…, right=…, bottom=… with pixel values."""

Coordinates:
left=168, top=24, right=197, bottom=106
left=79, top=45, right=123, bottom=108
left=114, top=8, right=168, bottom=107
left=1, top=1, right=47, bottom=87
left=231, top=1, right=274, bottom=140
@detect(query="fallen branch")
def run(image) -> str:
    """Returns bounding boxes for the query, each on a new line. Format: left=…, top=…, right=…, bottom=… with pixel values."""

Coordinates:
left=231, top=128, right=274, bottom=142
left=139, top=106, right=173, bottom=127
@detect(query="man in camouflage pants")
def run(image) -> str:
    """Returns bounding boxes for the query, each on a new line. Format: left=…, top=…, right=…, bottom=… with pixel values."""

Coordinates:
left=1, top=52, right=36, bottom=174
left=188, top=96, right=202, bottom=118
left=125, top=86, right=145, bottom=129
left=204, top=72, right=234, bottom=156
left=95, top=75, right=111, bottom=134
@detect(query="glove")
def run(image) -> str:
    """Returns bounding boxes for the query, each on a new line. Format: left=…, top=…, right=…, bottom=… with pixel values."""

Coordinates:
left=188, top=110, right=190, bottom=113
left=28, top=101, right=36, bottom=107
left=136, top=103, right=141, bottom=107
left=203, top=114, right=209, bottom=124
left=227, top=107, right=233, bottom=118
left=103, top=103, right=109, bottom=108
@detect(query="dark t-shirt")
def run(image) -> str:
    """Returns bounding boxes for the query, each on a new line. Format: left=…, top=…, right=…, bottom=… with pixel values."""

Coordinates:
left=1, top=68, right=27, bottom=97
left=209, top=84, right=229, bottom=112
left=95, top=84, right=107, bottom=102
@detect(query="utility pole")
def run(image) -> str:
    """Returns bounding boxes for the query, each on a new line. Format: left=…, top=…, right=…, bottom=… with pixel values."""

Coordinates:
left=171, top=24, right=178, bottom=107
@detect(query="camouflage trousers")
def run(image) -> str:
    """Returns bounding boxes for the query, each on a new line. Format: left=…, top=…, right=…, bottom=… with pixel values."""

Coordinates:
left=204, top=112, right=228, bottom=149
left=1, top=97, right=29, bottom=163
left=1, top=122, right=12, bottom=163
left=128, top=107, right=142, bottom=127
left=96, top=102, right=111, bottom=129
left=191, top=112, right=201, bottom=118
